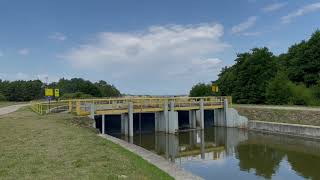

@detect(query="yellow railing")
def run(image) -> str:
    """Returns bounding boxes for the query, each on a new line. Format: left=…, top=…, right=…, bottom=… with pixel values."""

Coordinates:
left=31, top=100, right=70, bottom=115
left=30, top=96, right=232, bottom=116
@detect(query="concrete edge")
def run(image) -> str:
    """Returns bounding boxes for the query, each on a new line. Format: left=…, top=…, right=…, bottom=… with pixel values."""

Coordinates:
left=234, top=104, right=320, bottom=111
left=98, top=134, right=203, bottom=180
left=249, top=120, right=320, bottom=140
left=250, top=120, right=320, bottom=129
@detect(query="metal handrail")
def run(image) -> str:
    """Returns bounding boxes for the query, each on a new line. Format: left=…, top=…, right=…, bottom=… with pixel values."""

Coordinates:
left=30, top=96, right=232, bottom=115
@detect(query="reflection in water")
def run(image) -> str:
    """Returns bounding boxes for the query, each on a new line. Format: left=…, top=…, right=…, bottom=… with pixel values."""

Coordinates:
left=111, top=127, right=320, bottom=180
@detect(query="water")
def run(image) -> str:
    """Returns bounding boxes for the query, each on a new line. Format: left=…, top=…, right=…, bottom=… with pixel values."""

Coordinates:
left=110, top=127, right=320, bottom=180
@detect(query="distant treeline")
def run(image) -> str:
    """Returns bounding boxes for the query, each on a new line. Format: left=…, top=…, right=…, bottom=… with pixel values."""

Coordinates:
left=190, top=30, right=320, bottom=106
left=0, top=78, right=121, bottom=101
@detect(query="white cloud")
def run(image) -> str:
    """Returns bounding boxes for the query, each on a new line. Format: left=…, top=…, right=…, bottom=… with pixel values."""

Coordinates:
left=63, top=23, right=229, bottom=94
left=15, top=72, right=30, bottom=80
left=281, top=2, right=320, bottom=23
left=262, top=2, right=287, bottom=12
left=0, top=51, right=3, bottom=57
left=0, top=72, right=60, bottom=82
left=242, top=32, right=261, bottom=36
left=18, top=48, right=30, bottom=55
left=231, top=16, right=258, bottom=34
left=49, top=32, right=67, bottom=41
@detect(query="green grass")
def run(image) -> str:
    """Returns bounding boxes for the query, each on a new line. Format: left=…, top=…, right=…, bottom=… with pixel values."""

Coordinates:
left=0, top=107, right=172, bottom=180
left=0, top=101, right=26, bottom=108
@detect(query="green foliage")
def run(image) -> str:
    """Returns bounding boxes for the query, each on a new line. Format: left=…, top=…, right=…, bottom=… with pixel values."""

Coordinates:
left=217, top=47, right=276, bottom=104
left=61, top=92, right=93, bottom=99
left=55, top=78, right=101, bottom=97
left=266, top=72, right=291, bottom=105
left=189, top=83, right=212, bottom=97
left=55, top=78, right=121, bottom=98
left=287, top=83, right=318, bottom=106
left=192, top=30, right=320, bottom=106
left=0, top=78, right=121, bottom=102
left=0, top=80, right=42, bottom=101
left=282, top=30, right=320, bottom=87
left=0, top=93, right=6, bottom=101
left=310, top=81, right=320, bottom=99
left=94, top=80, right=121, bottom=97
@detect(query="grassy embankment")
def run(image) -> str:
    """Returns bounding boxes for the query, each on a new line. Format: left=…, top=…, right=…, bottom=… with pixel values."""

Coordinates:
left=234, top=104, right=320, bottom=126
left=0, top=107, right=172, bottom=180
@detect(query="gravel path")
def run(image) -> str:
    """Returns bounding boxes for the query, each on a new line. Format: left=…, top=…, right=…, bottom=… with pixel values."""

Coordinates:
left=0, top=104, right=29, bottom=116
left=234, top=104, right=320, bottom=111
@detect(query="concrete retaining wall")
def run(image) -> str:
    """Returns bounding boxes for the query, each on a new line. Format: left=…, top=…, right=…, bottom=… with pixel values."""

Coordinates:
left=249, top=120, right=320, bottom=139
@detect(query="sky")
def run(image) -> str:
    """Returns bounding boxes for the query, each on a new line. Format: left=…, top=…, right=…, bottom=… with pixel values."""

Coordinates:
left=0, top=0, right=320, bottom=95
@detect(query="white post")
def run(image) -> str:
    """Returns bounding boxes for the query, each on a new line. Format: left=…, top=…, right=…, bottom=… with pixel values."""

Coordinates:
left=224, top=98, right=228, bottom=127
left=128, top=102, right=134, bottom=137
left=102, top=115, right=105, bottom=134
left=163, top=100, right=169, bottom=133
left=90, top=103, right=95, bottom=119
left=200, top=99, right=204, bottom=129
left=168, top=100, right=178, bottom=133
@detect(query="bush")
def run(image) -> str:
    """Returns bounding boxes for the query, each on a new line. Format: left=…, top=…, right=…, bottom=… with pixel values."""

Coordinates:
left=288, top=83, right=318, bottom=106
left=61, top=92, right=93, bottom=99
left=0, top=93, right=6, bottom=101
left=311, top=81, right=320, bottom=99
left=189, top=83, right=212, bottom=97
left=266, top=72, right=291, bottom=105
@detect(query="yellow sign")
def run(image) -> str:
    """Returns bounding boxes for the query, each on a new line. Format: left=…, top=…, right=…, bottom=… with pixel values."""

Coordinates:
left=45, top=88, right=53, bottom=96
left=212, top=85, right=219, bottom=93
left=54, top=89, right=60, bottom=97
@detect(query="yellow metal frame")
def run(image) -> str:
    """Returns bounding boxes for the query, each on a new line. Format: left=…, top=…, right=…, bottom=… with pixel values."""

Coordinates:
left=30, top=96, right=232, bottom=116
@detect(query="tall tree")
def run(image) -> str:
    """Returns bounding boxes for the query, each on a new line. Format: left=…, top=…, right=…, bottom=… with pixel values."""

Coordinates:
left=217, top=48, right=277, bottom=104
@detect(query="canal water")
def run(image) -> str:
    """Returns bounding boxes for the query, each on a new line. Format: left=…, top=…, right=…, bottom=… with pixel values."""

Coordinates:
left=109, top=127, right=320, bottom=180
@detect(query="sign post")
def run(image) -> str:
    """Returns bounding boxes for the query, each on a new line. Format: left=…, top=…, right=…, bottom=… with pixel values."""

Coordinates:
left=211, top=81, right=219, bottom=94
left=44, top=88, right=60, bottom=112
left=45, top=88, right=53, bottom=112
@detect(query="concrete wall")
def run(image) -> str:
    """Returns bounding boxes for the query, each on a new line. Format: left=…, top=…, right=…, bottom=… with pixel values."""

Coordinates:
left=249, top=120, right=320, bottom=139
left=214, top=107, right=248, bottom=129
left=226, top=108, right=248, bottom=128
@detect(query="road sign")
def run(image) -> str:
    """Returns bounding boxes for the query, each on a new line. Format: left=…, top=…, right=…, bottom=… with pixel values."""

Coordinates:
left=54, top=89, right=60, bottom=97
left=45, top=88, right=53, bottom=96
left=212, top=85, right=219, bottom=93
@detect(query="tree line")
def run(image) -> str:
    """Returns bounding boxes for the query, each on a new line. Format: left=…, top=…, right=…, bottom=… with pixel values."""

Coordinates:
left=190, top=30, right=320, bottom=106
left=0, top=78, right=121, bottom=101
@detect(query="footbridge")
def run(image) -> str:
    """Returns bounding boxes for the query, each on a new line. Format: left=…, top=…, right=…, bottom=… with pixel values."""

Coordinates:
left=31, top=96, right=247, bottom=136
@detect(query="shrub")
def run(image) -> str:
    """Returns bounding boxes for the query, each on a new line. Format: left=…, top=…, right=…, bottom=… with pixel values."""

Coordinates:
left=266, top=72, right=291, bottom=105
left=189, top=83, right=212, bottom=97
left=0, top=93, right=6, bottom=101
left=288, top=83, right=317, bottom=106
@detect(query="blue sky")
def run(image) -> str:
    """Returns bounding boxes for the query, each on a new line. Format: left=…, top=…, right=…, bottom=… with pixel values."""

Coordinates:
left=0, top=0, right=320, bottom=95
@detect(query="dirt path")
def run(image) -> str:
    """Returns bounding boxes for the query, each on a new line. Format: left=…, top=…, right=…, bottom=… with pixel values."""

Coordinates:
left=0, top=104, right=29, bottom=116
left=234, top=104, right=320, bottom=112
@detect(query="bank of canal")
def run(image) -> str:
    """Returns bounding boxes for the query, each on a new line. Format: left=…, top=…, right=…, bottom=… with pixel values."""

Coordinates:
left=109, top=127, right=320, bottom=180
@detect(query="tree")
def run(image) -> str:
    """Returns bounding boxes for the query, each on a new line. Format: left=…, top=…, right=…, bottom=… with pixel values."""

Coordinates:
left=94, top=80, right=121, bottom=97
left=189, top=83, right=212, bottom=97
left=0, top=93, right=6, bottom=101
left=55, top=78, right=101, bottom=97
left=265, top=71, right=291, bottom=105
left=217, top=47, right=277, bottom=104
left=283, top=30, right=320, bottom=87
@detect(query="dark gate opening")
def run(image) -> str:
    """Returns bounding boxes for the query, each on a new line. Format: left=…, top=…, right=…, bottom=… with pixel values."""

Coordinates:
left=178, top=111, right=190, bottom=130
left=133, top=113, right=155, bottom=133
